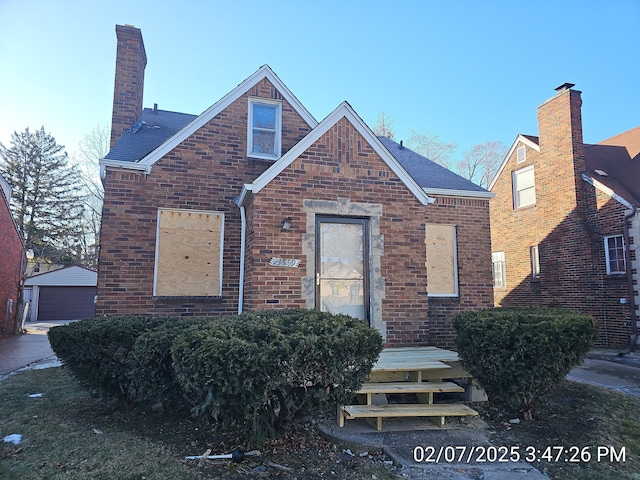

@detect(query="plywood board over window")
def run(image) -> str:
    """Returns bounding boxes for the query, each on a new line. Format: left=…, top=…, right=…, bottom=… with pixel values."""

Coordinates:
left=425, top=224, right=458, bottom=297
left=154, top=209, right=224, bottom=297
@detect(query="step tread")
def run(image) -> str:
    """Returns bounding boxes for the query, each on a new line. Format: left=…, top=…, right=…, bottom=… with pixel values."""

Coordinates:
left=357, top=381, right=464, bottom=394
left=342, top=403, right=478, bottom=418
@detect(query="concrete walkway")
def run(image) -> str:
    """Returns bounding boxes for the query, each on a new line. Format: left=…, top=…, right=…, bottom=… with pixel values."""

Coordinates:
left=0, top=320, right=70, bottom=379
left=1, top=323, right=639, bottom=479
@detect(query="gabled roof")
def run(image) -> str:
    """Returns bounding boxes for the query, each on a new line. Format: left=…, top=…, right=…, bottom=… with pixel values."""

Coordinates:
left=488, top=134, right=540, bottom=191
left=378, top=137, right=493, bottom=198
left=583, top=126, right=640, bottom=207
left=100, top=65, right=318, bottom=173
left=238, top=102, right=435, bottom=206
left=24, top=265, right=97, bottom=287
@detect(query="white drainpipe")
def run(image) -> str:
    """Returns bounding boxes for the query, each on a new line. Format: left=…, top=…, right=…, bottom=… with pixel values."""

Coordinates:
left=238, top=204, right=246, bottom=315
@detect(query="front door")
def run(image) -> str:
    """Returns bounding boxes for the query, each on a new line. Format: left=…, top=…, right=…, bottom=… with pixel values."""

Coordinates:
left=316, top=217, right=369, bottom=322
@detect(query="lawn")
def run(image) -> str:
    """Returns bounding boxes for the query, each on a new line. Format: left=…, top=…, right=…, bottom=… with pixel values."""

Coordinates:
left=0, top=367, right=638, bottom=480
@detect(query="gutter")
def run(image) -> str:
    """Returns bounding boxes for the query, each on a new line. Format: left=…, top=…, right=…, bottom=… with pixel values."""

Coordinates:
left=622, top=207, right=639, bottom=354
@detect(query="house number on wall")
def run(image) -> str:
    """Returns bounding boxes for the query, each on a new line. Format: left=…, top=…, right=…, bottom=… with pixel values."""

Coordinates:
left=269, top=257, right=301, bottom=268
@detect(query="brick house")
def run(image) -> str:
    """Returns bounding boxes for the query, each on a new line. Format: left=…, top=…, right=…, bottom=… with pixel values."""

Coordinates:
left=489, top=83, right=640, bottom=349
left=0, top=173, right=24, bottom=335
left=97, top=25, right=494, bottom=348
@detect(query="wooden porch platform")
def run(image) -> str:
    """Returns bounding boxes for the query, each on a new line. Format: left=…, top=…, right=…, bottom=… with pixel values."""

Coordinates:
left=338, top=346, right=479, bottom=430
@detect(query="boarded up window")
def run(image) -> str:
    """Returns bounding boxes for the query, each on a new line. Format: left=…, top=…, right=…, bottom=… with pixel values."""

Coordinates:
left=425, top=224, right=458, bottom=296
left=154, top=209, right=224, bottom=297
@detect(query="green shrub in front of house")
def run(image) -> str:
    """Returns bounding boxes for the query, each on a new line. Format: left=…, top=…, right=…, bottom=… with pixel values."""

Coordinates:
left=48, top=309, right=383, bottom=445
left=48, top=316, right=169, bottom=404
left=171, top=309, right=383, bottom=445
left=127, top=317, right=214, bottom=410
left=453, top=307, right=598, bottom=421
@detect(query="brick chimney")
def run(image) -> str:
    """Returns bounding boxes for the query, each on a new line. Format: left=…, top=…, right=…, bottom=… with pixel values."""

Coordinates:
left=110, top=24, right=147, bottom=148
left=537, top=83, right=585, bottom=209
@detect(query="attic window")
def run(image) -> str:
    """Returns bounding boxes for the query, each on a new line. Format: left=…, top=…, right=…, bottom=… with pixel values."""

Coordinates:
left=595, top=169, right=609, bottom=177
left=248, top=98, right=282, bottom=160
left=516, top=146, right=526, bottom=163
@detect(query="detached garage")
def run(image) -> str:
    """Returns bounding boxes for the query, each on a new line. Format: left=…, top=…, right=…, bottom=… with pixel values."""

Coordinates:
left=24, top=266, right=97, bottom=321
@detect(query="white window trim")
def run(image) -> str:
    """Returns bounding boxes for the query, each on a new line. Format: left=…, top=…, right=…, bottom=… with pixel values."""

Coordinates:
left=604, top=234, right=626, bottom=275
left=513, top=165, right=536, bottom=209
left=247, top=97, right=282, bottom=160
left=426, top=225, right=459, bottom=298
left=530, top=245, right=540, bottom=279
left=492, top=251, right=506, bottom=289
left=153, top=208, right=225, bottom=297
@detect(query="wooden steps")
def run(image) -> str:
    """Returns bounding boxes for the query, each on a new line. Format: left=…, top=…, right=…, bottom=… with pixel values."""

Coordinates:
left=339, top=403, right=479, bottom=430
left=337, top=347, right=481, bottom=431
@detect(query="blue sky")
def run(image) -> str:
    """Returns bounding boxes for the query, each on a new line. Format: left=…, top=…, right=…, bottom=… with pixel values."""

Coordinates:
left=1, top=0, right=638, bottom=164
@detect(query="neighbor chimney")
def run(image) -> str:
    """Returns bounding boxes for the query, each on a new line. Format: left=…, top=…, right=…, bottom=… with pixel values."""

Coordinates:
left=537, top=83, right=584, bottom=210
left=110, top=24, right=147, bottom=148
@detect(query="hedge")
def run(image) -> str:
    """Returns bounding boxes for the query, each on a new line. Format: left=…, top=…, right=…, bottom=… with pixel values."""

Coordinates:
left=453, top=307, right=598, bottom=420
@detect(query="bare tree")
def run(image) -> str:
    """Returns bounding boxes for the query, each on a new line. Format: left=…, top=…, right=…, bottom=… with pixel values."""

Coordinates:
left=406, top=129, right=458, bottom=169
left=372, top=112, right=395, bottom=139
left=74, top=125, right=108, bottom=268
left=456, top=141, right=507, bottom=188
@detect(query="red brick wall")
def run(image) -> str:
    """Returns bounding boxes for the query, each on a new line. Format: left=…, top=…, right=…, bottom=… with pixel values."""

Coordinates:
left=491, top=88, right=631, bottom=348
left=97, top=79, right=312, bottom=316
left=110, top=25, right=147, bottom=148
left=247, top=118, right=493, bottom=348
left=0, top=195, right=23, bottom=335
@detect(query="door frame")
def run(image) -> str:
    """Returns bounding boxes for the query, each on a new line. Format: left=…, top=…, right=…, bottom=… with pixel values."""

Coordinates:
left=315, top=215, right=370, bottom=323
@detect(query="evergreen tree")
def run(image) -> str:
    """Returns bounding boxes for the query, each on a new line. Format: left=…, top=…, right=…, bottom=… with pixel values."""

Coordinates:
left=0, top=127, right=85, bottom=265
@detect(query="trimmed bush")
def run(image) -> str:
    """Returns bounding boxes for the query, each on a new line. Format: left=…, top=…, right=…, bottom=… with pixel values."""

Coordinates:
left=127, top=317, right=213, bottom=409
left=171, top=309, right=383, bottom=445
left=48, top=316, right=168, bottom=404
left=453, top=307, right=598, bottom=420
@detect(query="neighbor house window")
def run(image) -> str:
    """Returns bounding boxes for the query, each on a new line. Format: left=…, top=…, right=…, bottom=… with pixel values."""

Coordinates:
left=516, top=145, right=526, bottom=163
left=530, top=245, right=540, bottom=279
left=605, top=235, right=626, bottom=274
left=248, top=98, right=281, bottom=160
left=154, top=208, right=224, bottom=297
left=513, top=165, right=536, bottom=209
left=425, top=224, right=458, bottom=297
left=492, top=251, right=506, bottom=289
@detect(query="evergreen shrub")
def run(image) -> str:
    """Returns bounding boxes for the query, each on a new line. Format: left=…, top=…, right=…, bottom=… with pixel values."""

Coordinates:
left=48, top=316, right=167, bottom=404
left=453, top=307, right=598, bottom=420
left=171, top=309, right=383, bottom=444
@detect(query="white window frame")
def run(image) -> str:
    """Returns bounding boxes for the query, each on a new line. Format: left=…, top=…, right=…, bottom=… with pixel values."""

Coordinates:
left=516, top=145, right=526, bottom=163
left=247, top=98, right=282, bottom=160
left=530, top=245, right=540, bottom=279
left=492, top=251, right=506, bottom=289
left=604, top=234, right=626, bottom=275
left=513, top=165, right=536, bottom=209
left=153, top=208, right=225, bottom=297
left=425, top=224, right=459, bottom=297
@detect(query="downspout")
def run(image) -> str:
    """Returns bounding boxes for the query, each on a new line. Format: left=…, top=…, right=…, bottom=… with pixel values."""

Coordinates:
left=622, top=207, right=638, bottom=354
left=238, top=204, right=246, bottom=315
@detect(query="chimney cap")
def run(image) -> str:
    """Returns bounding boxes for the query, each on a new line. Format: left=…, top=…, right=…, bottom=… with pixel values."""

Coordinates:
left=555, top=82, right=576, bottom=92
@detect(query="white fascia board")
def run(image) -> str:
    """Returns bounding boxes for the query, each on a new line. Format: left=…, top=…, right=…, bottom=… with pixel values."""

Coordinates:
left=138, top=65, right=318, bottom=169
left=99, top=158, right=151, bottom=178
left=581, top=173, right=634, bottom=209
left=488, top=134, right=540, bottom=191
left=423, top=188, right=495, bottom=199
left=250, top=101, right=435, bottom=205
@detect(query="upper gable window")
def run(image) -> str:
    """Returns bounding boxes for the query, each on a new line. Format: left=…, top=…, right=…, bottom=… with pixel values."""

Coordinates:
left=513, top=165, right=536, bottom=209
left=516, top=146, right=526, bottom=163
left=248, top=98, right=282, bottom=160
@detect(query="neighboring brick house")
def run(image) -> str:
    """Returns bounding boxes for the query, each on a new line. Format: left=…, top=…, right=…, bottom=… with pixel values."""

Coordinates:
left=98, top=25, right=494, bottom=348
left=0, top=173, right=24, bottom=335
left=489, top=83, right=640, bottom=349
